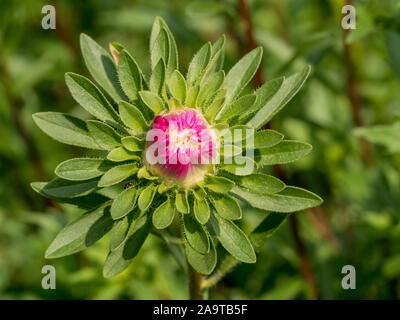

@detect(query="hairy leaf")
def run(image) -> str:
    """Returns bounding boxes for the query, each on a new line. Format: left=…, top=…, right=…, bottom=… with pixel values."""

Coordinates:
left=185, top=235, right=217, bottom=275
left=55, top=158, right=113, bottom=181
left=103, top=213, right=151, bottom=277
left=98, top=163, right=138, bottom=187
left=220, top=47, right=262, bottom=108
left=32, top=112, right=100, bottom=149
left=246, top=66, right=311, bottom=129
left=80, top=34, right=126, bottom=102
left=45, top=203, right=113, bottom=258
left=107, top=147, right=141, bottom=162
left=255, top=140, right=312, bottom=165
left=139, top=90, right=165, bottom=114
left=194, top=197, right=210, bottom=224
left=110, top=186, right=137, bottom=219
left=87, top=120, right=122, bottom=150
left=231, top=186, right=322, bottom=213
left=118, top=50, right=144, bottom=101
left=152, top=198, right=175, bottom=229
left=184, top=214, right=210, bottom=254
left=208, top=212, right=256, bottom=263
left=119, top=101, right=149, bottom=135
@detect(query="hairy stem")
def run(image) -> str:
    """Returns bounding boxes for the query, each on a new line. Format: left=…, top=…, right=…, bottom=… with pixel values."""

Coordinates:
left=188, top=264, right=203, bottom=300
left=202, top=255, right=238, bottom=289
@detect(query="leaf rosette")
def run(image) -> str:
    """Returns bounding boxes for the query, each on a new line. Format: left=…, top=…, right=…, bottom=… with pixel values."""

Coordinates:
left=32, top=17, right=322, bottom=277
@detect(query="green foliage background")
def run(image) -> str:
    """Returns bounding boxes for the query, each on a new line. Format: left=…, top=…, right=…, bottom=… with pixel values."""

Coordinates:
left=1, top=0, right=400, bottom=299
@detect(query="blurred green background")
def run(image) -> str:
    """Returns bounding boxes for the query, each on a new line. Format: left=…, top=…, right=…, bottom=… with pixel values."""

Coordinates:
left=1, top=0, right=400, bottom=299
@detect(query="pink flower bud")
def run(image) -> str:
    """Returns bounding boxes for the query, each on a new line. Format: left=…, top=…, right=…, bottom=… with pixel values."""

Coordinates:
left=144, top=108, right=217, bottom=188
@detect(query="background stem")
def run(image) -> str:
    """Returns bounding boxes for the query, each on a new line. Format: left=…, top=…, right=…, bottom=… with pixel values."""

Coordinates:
left=236, top=0, right=320, bottom=299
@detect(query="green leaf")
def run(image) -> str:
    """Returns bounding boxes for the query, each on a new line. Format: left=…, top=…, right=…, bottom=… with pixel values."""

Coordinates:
left=183, top=214, right=210, bottom=254
left=197, top=70, right=224, bottom=110
left=107, top=147, right=141, bottom=162
left=219, top=47, right=263, bottom=108
left=219, top=144, right=243, bottom=158
left=103, top=213, right=151, bottom=278
left=36, top=178, right=99, bottom=198
left=186, top=42, right=211, bottom=87
left=138, top=184, right=157, bottom=212
left=354, top=123, right=400, bottom=153
left=385, top=31, right=400, bottom=80
left=152, top=198, right=175, bottom=229
left=255, top=140, right=312, bottom=165
left=221, top=125, right=252, bottom=144
left=167, top=97, right=183, bottom=110
left=204, top=175, right=235, bottom=193
left=202, top=211, right=288, bottom=285
left=210, top=193, right=241, bottom=220
left=87, top=120, right=122, bottom=150
left=185, top=235, right=217, bottom=275
left=109, top=215, right=131, bottom=251
left=32, top=112, right=100, bottom=149
left=168, top=70, right=187, bottom=102
left=202, top=35, right=226, bottom=79
left=231, top=186, right=323, bottom=213
left=211, top=35, right=225, bottom=66
left=175, top=190, right=189, bottom=214
left=219, top=156, right=256, bottom=176
left=217, top=94, right=256, bottom=122
left=98, top=163, right=138, bottom=187
left=208, top=212, right=256, bottom=263
left=137, top=166, right=158, bottom=180
left=118, top=101, right=149, bottom=134
left=97, top=182, right=127, bottom=199
left=80, top=33, right=126, bottom=102
left=204, top=88, right=226, bottom=122
left=150, top=17, right=179, bottom=79
left=31, top=182, right=109, bottom=210
left=194, top=197, right=210, bottom=224
left=55, top=158, right=113, bottom=181
left=45, top=203, right=113, bottom=258
left=110, top=186, right=137, bottom=219
left=237, top=76, right=284, bottom=123
left=121, top=136, right=145, bottom=152
left=150, top=58, right=166, bottom=97
left=65, top=73, right=121, bottom=128
left=247, top=129, right=283, bottom=149
left=185, top=85, right=200, bottom=109
left=237, top=173, right=285, bottom=194
left=139, top=90, right=165, bottom=114
left=250, top=212, right=289, bottom=250
left=118, top=50, right=144, bottom=101
left=193, top=187, right=207, bottom=200
left=246, top=66, right=311, bottom=129
left=150, top=28, right=168, bottom=71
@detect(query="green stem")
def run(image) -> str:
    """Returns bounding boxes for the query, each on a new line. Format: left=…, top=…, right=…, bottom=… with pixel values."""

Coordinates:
left=188, top=263, right=203, bottom=300
left=202, top=255, right=238, bottom=289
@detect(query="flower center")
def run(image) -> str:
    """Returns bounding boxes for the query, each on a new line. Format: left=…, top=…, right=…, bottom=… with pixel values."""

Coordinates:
left=144, top=108, right=216, bottom=188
